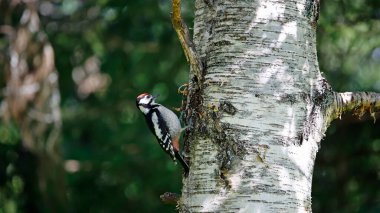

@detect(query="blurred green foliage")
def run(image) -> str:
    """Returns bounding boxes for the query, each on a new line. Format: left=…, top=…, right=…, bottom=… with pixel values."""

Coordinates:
left=50, top=1, right=192, bottom=212
left=0, top=0, right=379, bottom=212
left=313, top=0, right=380, bottom=212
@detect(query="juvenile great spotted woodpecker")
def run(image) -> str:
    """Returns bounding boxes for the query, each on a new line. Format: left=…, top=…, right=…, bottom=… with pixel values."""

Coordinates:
left=136, top=93, right=189, bottom=174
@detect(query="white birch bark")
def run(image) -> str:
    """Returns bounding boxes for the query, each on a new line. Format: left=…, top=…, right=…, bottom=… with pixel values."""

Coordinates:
left=181, top=0, right=325, bottom=212
left=176, top=0, right=380, bottom=212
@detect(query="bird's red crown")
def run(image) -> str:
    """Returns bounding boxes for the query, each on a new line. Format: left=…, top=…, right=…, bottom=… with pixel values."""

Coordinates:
left=137, top=93, right=150, bottom=100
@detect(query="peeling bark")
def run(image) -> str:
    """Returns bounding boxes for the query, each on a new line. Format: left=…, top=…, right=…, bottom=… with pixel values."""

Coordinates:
left=168, top=0, right=380, bottom=212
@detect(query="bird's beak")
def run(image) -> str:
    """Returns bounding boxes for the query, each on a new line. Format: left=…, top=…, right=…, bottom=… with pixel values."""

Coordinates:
left=152, top=94, right=159, bottom=100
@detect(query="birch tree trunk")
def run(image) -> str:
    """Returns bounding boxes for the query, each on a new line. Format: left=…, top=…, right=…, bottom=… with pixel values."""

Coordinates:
left=171, top=0, right=380, bottom=212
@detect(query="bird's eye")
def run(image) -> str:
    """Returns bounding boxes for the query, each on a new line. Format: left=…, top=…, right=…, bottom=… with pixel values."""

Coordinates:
left=147, top=95, right=151, bottom=98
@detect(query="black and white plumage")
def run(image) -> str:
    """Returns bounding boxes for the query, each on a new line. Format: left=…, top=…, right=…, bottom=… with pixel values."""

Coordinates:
left=136, top=93, right=189, bottom=174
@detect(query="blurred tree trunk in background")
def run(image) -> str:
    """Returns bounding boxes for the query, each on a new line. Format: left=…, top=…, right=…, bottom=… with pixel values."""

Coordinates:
left=179, top=0, right=380, bottom=212
left=0, top=1, right=67, bottom=212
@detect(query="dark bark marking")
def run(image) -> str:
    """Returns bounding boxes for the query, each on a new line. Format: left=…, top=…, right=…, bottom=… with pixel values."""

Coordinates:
left=219, top=171, right=230, bottom=188
left=304, top=0, right=320, bottom=26
left=278, top=94, right=298, bottom=105
left=219, top=100, right=237, bottom=115
left=203, top=0, right=215, bottom=10
left=211, top=40, right=233, bottom=47
left=182, top=79, right=205, bottom=169
left=297, top=132, right=304, bottom=145
left=185, top=95, right=246, bottom=180
left=300, top=79, right=334, bottom=148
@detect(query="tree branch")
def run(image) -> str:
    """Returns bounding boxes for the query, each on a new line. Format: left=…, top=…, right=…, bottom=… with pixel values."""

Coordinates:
left=171, top=0, right=204, bottom=85
left=160, top=192, right=180, bottom=204
left=333, top=92, right=380, bottom=121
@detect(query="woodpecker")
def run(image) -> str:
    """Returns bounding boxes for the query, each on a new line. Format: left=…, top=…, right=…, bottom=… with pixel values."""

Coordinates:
left=136, top=93, right=189, bottom=174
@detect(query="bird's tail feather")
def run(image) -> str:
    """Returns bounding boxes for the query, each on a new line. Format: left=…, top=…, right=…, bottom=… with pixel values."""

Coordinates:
left=175, top=151, right=189, bottom=176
